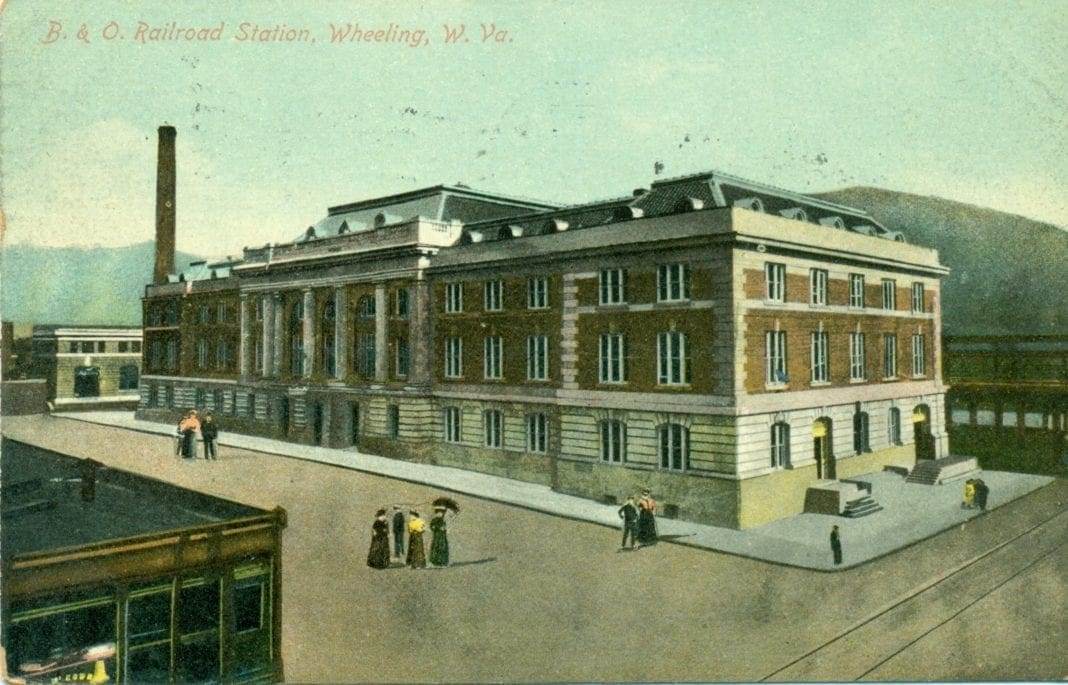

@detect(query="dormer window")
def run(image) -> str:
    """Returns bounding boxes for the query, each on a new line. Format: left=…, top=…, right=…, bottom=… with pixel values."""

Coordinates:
left=819, top=216, right=846, bottom=229
left=612, top=206, right=644, bottom=221
left=673, top=197, right=704, bottom=213
left=734, top=197, right=765, bottom=213
left=779, top=207, right=808, bottom=222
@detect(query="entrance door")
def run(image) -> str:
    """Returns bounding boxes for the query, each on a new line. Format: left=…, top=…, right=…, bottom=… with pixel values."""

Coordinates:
left=313, top=404, right=325, bottom=445
left=350, top=403, right=360, bottom=445
left=73, top=366, right=100, bottom=397
left=813, top=418, right=835, bottom=479
left=914, top=405, right=934, bottom=460
left=277, top=397, right=290, bottom=437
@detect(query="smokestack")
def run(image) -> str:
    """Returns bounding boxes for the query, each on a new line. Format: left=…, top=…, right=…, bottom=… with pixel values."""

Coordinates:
left=154, top=125, right=177, bottom=285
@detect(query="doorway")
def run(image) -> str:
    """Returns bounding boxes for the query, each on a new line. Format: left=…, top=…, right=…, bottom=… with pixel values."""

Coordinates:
left=913, top=404, right=934, bottom=460
left=73, top=366, right=100, bottom=397
left=813, top=417, right=835, bottom=479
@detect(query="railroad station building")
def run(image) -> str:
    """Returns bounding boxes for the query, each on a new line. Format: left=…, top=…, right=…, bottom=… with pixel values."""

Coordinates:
left=137, top=129, right=949, bottom=528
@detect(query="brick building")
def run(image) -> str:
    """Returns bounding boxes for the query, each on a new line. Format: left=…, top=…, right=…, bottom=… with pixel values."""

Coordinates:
left=30, top=325, right=142, bottom=407
left=138, top=165, right=949, bottom=528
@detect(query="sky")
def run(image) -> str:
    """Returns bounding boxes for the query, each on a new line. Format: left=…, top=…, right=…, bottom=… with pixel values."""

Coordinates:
left=1, top=0, right=1065, bottom=258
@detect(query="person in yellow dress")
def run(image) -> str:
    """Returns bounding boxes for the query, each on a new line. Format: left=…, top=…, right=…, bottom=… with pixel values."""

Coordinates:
left=962, top=479, right=976, bottom=509
left=406, top=510, right=427, bottom=569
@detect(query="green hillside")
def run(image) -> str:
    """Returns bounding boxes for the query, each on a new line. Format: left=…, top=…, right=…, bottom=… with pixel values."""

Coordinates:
left=815, top=188, right=1068, bottom=336
left=0, top=242, right=203, bottom=326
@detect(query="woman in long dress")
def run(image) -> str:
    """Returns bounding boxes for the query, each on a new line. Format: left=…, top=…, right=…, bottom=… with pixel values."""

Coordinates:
left=636, top=489, right=658, bottom=547
left=429, top=507, right=449, bottom=567
left=178, top=410, right=200, bottom=460
left=406, top=511, right=427, bottom=569
left=367, top=509, right=391, bottom=569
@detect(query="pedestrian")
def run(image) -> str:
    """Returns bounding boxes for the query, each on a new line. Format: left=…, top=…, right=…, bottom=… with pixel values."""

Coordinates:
left=367, top=509, right=391, bottom=569
left=429, top=506, right=450, bottom=567
left=830, top=524, right=843, bottom=565
left=962, top=479, right=975, bottom=509
left=391, top=505, right=406, bottom=559
left=178, top=409, right=200, bottom=460
left=618, top=495, right=639, bottom=549
left=201, top=411, right=219, bottom=460
left=975, top=479, right=989, bottom=511
left=636, top=488, right=658, bottom=547
left=406, top=510, right=427, bottom=569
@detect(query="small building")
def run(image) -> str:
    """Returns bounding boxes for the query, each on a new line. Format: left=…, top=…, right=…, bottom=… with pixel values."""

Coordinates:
left=30, top=325, right=142, bottom=409
left=0, top=439, right=286, bottom=683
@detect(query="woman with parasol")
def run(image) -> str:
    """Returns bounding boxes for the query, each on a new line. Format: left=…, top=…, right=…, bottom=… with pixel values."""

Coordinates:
left=429, top=497, right=459, bottom=567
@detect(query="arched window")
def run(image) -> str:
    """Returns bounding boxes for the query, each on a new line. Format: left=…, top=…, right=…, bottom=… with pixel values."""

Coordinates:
left=321, top=298, right=336, bottom=377
left=657, top=423, right=689, bottom=471
left=771, top=421, right=791, bottom=468
left=358, top=296, right=376, bottom=319
left=853, top=410, right=871, bottom=454
left=289, top=302, right=304, bottom=376
left=889, top=408, right=902, bottom=445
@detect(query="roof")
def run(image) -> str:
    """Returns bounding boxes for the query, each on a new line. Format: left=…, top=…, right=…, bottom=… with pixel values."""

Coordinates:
left=1, top=439, right=267, bottom=556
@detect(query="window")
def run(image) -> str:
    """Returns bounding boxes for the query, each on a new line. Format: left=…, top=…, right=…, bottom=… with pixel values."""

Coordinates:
left=445, top=336, right=463, bottom=378
left=599, top=333, right=627, bottom=384
left=197, top=305, right=211, bottom=324
left=196, top=338, right=209, bottom=369
left=118, top=341, right=129, bottom=353
left=165, top=303, right=179, bottom=326
left=811, top=331, right=829, bottom=383
left=484, top=336, right=502, bottom=379
left=889, top=408, right=902, bottom=445
left=388, top=405, right=400, bottom=438
left=810, top=269, right=828, bottom=306
left=132, top=340, right=141, bottom=353
left=484, top=410, right=503, bottom=448
left=850, top=332, right=867, bottom=381
left=289, top=302, right=304, bottom=376
left=657, top=264, right=691, bottom=302
left=119, top=365, right=139, bottom=390
left=766, top=263, right=786, bottom=302
left=254, top=339, right=263, bottom=373
left=394, top=288, right=410, bottom=318
left=883, top=333, right=898, bottom=378
left=765, top=330, right=788, bottom=386
left=256, top=297, right=265, bottom=321
left=599, top=268, right=627, bottom=305
left=849, top=274, right=865, bottom=308
left=395, top=338, right=410, bottom=377
left=216, top=339, right=230, bottom=369
left=164, top=385, right=174, bottom=407
left=69, top=341, right=78, bottom=353
left=911, top=283, right=925, bottom=313
left=443, top=407, right=461, bottom=443
left=657, top=423, right=689, bottom=471
left=600, top=420, right=626, bottom=463
left=321, top=302, right=336, bottom=376
left=212, top=389, right=224, bottom=412
left=217, top=302, right=230, bottom=323
left=484, top=280, right=503, bottom=312
left=882, top=279, right=897, bottom=310
left=149, top=306, right=162, bottom=327
left=195, top=388, right=206, bottom=408
left=445, top=283, right=463, bottom=313
left=527, top=276, right=549, bottom=309
left=357, top=333, right=376, bottom=377
left=246, top=393, right=257, bottom=418
left=526, top=413, right=548, bottom=452
left=771, top=421, right=791, bottom=468
left=657, top=331, right=691, bottom=385
left=150, top=341, right=163, bottom=368
left=912, top=334, right=926, bottom=376
left=853, top=410, right=870, bottom=454
left=358, top=296, right=376, bottom=319
left=527, top=335, right=549, bottom=381
left=81, top=341, right=94, bottom=353
left=97, top=341, right=106, bottom=353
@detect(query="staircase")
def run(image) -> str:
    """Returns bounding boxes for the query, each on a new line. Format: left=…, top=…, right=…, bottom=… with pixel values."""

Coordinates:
left=842, top=495, right=883, bottom=518
left=906, top=456, right=980, bottom=485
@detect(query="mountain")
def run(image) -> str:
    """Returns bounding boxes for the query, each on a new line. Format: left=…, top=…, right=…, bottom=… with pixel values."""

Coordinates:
left=0, top=242, right=203, bottom=326
left=814, top=188, right=1068, bottom=336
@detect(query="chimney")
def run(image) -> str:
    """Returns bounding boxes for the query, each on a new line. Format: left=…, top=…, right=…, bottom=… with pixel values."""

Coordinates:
left=154, top=125, right=177, bottom=285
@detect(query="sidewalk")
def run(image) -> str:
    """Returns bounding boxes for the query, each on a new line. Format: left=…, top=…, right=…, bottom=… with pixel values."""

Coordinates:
left=56, top=411, right=1054, bottom=571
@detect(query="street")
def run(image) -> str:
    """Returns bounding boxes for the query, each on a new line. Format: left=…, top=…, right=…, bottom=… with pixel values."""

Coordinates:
left=3, top=414, right=1065, bottom=682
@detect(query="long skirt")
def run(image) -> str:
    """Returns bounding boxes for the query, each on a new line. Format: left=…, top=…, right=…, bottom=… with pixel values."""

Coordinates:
left=367, top=535, right=391, bottom=569
left=636, top=509, right=658, bottom=545
left=429, top=530, right=449, bottom=567
left=181, top=431, right=197, bottom=459
left=406, top=531, right=426, bottom=568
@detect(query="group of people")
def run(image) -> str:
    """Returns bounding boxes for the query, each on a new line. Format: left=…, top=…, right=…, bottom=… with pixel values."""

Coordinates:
left=176, top=409, right=220, bottom=460
left=368, top=504, right=451, bottom=569
left=962, top=478, right=991, bottom=511
left=617, top=489, right=658, bottom=549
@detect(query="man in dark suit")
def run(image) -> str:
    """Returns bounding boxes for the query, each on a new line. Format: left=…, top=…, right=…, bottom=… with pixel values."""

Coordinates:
left=618, top=495, right=639, bottom=549
left=391, top=505, right=406, bottom=559
left=830, top=525, right=843, bottom=565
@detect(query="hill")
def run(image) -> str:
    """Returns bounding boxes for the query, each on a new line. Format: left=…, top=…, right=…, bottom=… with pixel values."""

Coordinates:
left=0, top=242, right=203, bottom=326
left=814, top=188, right=1068, bottom=336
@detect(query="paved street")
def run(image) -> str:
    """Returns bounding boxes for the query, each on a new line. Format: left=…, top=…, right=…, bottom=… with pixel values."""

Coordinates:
left=3, top=414, right=1065, bottom=682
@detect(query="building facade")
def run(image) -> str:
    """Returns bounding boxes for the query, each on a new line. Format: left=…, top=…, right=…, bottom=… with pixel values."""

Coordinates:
left=30, top=325, right=142, bottom=406
left=138, top=171, right=949, bottom=528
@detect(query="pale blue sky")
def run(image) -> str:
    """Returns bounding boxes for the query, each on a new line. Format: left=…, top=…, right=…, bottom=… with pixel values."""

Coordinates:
left=1, top=0, right=1065, bottom=255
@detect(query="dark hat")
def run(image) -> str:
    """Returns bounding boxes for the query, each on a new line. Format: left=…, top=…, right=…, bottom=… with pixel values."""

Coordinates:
left=641, top=488, right=651, bottom=495
left=393, top=504, right=401, bottom=510
left=375, top=508, right=387, bottom=516
left=410, top=510, right=419, bottom=516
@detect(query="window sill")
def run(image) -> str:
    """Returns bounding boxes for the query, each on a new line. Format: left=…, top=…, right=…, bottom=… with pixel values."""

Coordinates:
left=810, top=380, right=831, bottom=387
left=849, top=378, right=867, bottom=384
left=764, top=383, right=789, bottom=391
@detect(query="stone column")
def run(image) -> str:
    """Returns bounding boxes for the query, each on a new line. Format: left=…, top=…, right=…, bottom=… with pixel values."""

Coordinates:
left=271, top=292, right=284, bottom=376
left=303, top=289, right=315, bottom=378
left=334, top=287, right=349, bottom=381
left=239, top=293, right=251, bottom=380
left=374, top=283, right=388, bottom=382
left=408, top=280, right=431, bottom=385
left=261, top=294, right=275, bottom=376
